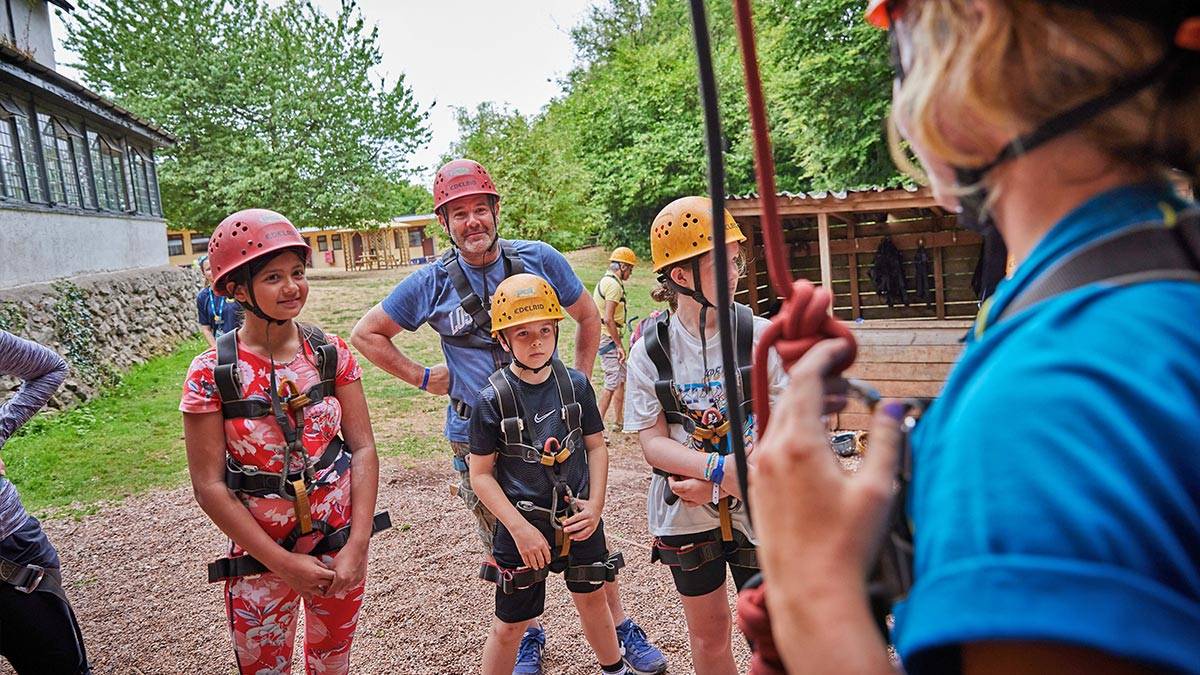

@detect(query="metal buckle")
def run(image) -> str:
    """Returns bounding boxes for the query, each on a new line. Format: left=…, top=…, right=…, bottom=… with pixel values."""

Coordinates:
left=14, top=564, right=44, bottom=594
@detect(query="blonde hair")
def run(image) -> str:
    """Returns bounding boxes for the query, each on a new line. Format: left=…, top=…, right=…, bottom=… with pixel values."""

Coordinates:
left=891, top=1, right=1200, bottom=185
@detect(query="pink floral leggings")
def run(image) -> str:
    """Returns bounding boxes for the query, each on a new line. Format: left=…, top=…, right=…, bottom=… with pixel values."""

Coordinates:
left=224, top=552, right=364, bottom=675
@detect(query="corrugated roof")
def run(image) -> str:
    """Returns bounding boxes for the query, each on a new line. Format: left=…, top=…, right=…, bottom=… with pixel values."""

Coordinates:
left=725, top=185, right=923, bottom=201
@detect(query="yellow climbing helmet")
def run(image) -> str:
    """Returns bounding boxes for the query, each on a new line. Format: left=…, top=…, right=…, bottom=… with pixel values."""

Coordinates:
left=490, top=273, right=565, bottom=336
left=610, top=246, right=638, bottom=266
left=650, top=196, right=745, bottom=272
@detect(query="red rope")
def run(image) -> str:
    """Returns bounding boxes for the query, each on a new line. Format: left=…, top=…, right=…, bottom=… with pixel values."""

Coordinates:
left=731, top=2, right=860, bottom=672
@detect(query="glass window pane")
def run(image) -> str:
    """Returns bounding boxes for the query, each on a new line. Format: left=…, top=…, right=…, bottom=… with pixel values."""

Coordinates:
left=15, top=109, right=44, bottom=202
left=38, top=113, right=64, bottom=205
left=409, top=229, right=423, bottom=247
left=317, top=235, right=328, bottom=252
left=331, top=234, right=342, bottom=250
left=0, top=118, right=26, bottom=201
left=190, top=232, right=209, bottom=253
left=168, top=234, right=184, bottom=256
left=72, top=134, right=93, bottom=208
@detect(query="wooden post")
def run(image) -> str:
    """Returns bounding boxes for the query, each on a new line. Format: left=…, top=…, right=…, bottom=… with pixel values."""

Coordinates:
left=744, top=215, right=760, bottom=313
left=817, top=212, right=834, bottom=314
left=931, top=215, right=947, bottom=319
left=847, top=218, right=861, bottom=319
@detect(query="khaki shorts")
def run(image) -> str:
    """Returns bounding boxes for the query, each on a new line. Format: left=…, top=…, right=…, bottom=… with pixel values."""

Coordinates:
left=450, top=441, right=498, bottom=551
left=599, top=338, right=627, bottom=391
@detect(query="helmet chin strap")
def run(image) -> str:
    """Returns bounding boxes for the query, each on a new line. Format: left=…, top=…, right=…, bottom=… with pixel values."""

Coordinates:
left=662, top=257, right=724, bottom=389
left=951, top=56, right=1173, bottom=234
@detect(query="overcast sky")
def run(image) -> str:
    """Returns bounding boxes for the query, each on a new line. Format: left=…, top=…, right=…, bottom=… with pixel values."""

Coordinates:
left=50, top=1, right=597, bottom=184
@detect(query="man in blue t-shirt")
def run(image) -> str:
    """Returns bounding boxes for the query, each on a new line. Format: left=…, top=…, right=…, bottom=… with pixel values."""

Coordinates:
left=351, top=159, right=666, bottom=674
left=196, top=255, right=241, bottom=349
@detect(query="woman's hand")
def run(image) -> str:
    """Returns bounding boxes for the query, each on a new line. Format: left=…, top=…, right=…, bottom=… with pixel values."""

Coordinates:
left=562, top=496, right=602, bottom=541
left=751, top=338, right=906, bottom=581
left=325, top=539, right=368, bottom=596
left=274, top=551, right=337, bottom=601
left=513, top=521, right=552, bottom=570
left=668, top=476, right=718, bottom=507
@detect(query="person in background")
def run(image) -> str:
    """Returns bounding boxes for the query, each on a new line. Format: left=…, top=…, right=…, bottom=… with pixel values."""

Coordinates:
left=0, top=330, right=90, bottom=674
left=592, top=247, right=637, bottom=431
left=196, top=254, right=241, bottom=349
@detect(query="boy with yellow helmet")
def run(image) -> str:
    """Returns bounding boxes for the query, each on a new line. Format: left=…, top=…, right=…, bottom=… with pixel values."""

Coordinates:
left=468, top=274, right=629, bottom=675
left=623, top=196, right=789, bottom=675
left=593, top=246, right=639, bottom=430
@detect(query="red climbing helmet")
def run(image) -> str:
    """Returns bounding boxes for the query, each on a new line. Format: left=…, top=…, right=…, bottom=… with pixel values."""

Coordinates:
left=432, top=159, right=500, bottom=212
left=208, top=208, right=311, bottom=297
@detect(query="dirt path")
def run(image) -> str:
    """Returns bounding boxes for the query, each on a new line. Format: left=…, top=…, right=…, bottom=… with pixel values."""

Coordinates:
left=33, top=433, right=751, bottom=674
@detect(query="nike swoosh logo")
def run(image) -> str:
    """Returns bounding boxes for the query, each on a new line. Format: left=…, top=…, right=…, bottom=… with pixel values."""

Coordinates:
left=533, top=410, right=555, bottom=423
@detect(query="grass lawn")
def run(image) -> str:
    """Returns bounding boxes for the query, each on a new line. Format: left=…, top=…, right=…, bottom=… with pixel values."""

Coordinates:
left=4, top=246, right=661, bottom=517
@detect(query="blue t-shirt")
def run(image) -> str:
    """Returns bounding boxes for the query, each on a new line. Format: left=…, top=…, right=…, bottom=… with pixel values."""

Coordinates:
left=196, top=287, right=240, bottom=336
left=895, top=182, right=1200, bottom=674
left=380, top=240, right=585, bottom=442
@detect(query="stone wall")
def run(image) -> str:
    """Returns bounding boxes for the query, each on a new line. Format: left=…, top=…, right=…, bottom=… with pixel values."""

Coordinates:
left=0, top=265, right=202, bottom=409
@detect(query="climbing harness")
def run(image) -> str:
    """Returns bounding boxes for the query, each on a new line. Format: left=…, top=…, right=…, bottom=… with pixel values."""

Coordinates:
left=488, top=358, right=582, bottom=557
left=477, top=357, right=627, bottom=592
left=440, top=240, right=527, bottom=380
left=479, top=552, right=626, bottom=595
left=596, top=271, right=628, bottom=357
left=651, top=527, right=758, bottom=572
left=641, top=303, right=754, bottom=548
left=205, top=324, right=391, bottom=582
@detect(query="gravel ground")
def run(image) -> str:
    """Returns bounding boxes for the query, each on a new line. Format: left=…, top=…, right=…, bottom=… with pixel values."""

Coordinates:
left=24, top=433, right=751, bottom=674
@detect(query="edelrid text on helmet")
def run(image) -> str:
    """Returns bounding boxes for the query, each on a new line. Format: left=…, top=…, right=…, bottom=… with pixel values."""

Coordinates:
left=433, top=159, right=500, bottom=213
left=208, top=208, right=310, bottom=298
left=490, top=273, right=564, bottom=336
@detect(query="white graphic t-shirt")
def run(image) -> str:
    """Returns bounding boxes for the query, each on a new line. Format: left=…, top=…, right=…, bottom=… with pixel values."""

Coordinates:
left=623, top=313, right=788, bottom=540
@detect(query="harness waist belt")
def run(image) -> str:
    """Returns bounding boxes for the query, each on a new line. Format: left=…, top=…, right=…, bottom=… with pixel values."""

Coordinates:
left=480, top=551, right=625, bottom=594
left=651, top=529, right=758, bottom=572
left=0, top=555, right=51, bottom=594
left=207, top=511, right=392, bottom=583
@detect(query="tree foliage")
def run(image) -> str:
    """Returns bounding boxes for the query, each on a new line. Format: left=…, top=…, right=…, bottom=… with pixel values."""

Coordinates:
left=63, top=0, right=430, bottom=231
left=448, top=103, right=603, bottom=252
left=448, top=0, right=899, bottom=252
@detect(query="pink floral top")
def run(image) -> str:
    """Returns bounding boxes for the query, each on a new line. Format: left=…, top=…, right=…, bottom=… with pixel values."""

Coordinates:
left=180, top=332, right=363, bottom=549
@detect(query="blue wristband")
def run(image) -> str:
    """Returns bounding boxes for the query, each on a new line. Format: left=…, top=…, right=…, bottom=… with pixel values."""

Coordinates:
left=710, top=454, right=726, bottom=487
left=419, top=367, right=431, bottom=391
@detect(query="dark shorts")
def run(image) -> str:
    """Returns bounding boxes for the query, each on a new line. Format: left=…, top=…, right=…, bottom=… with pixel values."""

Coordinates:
left=657, top=529, right=759, bottom=598
left=491, top=519, right=609, bottom=624
left=0, top=516, right=90, bottom=674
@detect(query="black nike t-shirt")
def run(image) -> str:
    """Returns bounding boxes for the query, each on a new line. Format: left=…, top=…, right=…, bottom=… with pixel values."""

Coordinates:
left=469, top=364, right=604, bottom=510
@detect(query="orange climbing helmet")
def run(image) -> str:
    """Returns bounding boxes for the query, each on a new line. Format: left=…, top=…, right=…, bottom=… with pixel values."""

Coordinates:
left=208, top=209, right=310, bottom=298
left=650, top=196, right=745, bottom=273
left=610, top=246, right=638, bottom=266
left=433, top=159, right=500, bottom=213
left=490, top=273, right=565, bottom=337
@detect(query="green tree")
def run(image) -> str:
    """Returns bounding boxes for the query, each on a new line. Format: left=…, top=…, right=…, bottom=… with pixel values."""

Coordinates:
left=448, top=103, right=603, bottom=252
left=62, top=0, right=430, bottom=231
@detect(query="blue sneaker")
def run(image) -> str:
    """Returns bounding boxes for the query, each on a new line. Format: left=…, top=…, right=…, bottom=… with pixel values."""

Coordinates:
left=616, top=618, right=668, bottom=675
left=513, top=626, right=545, bottom=675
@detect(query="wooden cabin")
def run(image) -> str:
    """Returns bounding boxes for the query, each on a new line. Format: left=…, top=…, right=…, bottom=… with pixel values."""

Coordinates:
left=726, top=187, right=984, bottom=430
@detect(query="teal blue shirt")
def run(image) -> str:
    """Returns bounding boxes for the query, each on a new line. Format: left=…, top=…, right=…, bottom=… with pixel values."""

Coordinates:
left=895, top=183, right=1200, bottom=673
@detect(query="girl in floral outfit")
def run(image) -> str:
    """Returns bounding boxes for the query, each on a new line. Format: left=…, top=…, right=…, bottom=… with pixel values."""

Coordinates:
left=180, top=209, right=380, bottom=675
